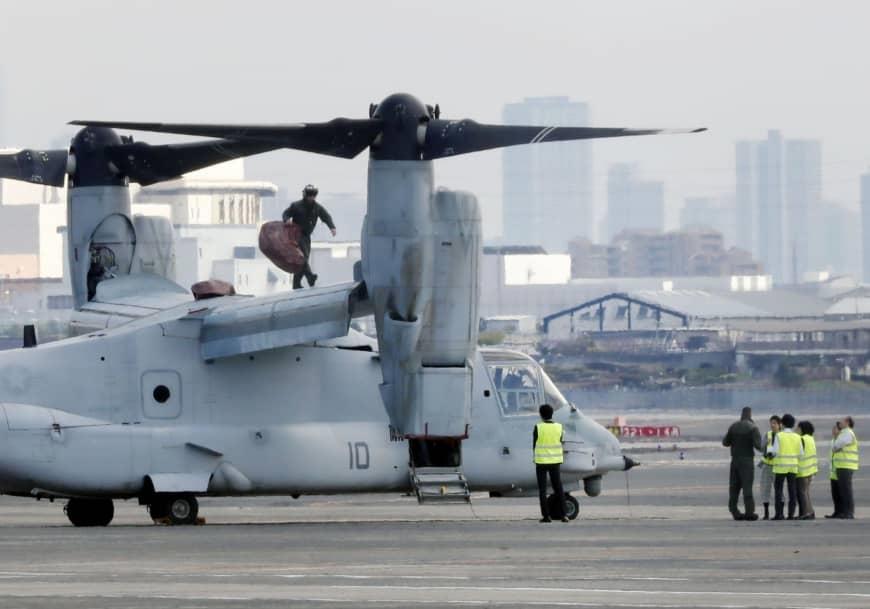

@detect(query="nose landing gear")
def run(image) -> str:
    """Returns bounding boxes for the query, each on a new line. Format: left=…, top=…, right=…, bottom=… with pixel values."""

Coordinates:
left=548, top=493, right=580, bottom=521
left=65, top=498, right=114, bottom=527
left=148, top=494, right=199, bottom=525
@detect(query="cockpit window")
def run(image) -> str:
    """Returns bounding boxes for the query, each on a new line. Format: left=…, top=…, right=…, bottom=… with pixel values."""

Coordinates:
left=541, top=369, right=572, bottom=413
left=488, top=364, right=541, bottom=416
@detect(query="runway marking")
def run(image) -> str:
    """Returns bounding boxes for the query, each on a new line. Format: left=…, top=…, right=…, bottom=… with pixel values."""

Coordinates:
left=307, top=584, right=870, bottom=599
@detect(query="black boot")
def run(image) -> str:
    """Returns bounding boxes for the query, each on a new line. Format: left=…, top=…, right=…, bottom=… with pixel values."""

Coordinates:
left=763, top=503, right=770, bottom=520
left=772, top=502, right=785, bottom=520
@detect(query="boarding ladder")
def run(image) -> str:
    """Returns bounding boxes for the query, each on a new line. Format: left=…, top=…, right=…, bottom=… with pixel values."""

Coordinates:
left=410, top=466, right=471, bottom=504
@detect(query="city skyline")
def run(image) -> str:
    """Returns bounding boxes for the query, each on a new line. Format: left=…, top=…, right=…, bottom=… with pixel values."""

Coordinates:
left=1, top=2, right=870, bottom=243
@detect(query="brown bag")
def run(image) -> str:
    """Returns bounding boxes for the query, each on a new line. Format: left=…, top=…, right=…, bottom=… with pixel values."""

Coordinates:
left=191, top=279, right=236, bottom=300
left=258, top=221, right=306, bottom=274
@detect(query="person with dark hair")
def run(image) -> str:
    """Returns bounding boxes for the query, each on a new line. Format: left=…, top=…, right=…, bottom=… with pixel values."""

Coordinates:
left=768, top=413, right=802, bottom=520
left=722, top=406, right=763, bottom=520
left=282, top=184, right=336, bottom=289
left=796, top=420, right=817, bottom=520
left=533, top=403, right=567, bottom=523
left=828, top=416, right=859, bottom=519
left=758, top=415, right=781, bottom=520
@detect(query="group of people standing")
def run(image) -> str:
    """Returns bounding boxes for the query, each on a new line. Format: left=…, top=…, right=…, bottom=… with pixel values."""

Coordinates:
left=723, top=407, right=859, bottom=521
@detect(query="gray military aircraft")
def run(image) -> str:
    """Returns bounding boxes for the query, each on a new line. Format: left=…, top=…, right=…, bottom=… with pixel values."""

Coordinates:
left=0, top=93, right=703, bottom=525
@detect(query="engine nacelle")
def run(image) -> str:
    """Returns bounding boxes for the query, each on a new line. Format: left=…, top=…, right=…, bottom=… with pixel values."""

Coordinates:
left=363, top=161, right=481, bottom=438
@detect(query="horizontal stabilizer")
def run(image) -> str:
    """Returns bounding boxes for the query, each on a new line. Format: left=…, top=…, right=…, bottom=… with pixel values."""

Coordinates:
left=198, top=281, right=371, bottom=360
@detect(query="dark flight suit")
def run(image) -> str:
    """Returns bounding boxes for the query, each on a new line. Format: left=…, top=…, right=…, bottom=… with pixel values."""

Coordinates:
left=722, top=418, right=763, bottom=519
left=533, top=421, right=566, bottom=521
left=282, top=199, right=336, bottom=289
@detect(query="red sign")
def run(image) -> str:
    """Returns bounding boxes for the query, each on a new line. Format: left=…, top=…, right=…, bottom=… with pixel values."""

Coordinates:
left=607, top=425, right=681, bottom=438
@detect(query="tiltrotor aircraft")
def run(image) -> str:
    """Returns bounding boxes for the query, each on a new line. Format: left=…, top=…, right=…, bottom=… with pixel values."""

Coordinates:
left=0, top=93, right=703, bottom=525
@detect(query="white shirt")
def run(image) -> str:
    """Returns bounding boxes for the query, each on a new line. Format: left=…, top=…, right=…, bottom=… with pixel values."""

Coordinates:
left=833, top=427, right=856, bottom=452
left=770, top=428, right=804, bottom=457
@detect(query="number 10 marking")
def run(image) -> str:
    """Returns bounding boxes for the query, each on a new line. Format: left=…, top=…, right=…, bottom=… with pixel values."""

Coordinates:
left=347, top=441, right=370, bottom=470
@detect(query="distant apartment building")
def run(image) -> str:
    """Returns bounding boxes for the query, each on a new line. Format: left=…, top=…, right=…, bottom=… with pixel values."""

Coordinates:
left=570, top=227, right=762, bottom=279
left=567, top=237, right=609, bottom=278
left=502, top=97, right=592, bottom=250
left=735, top=131, right=822, bottom=283
left=809, top=200, right=861, bottom=281
left=679, top=196, right=737, bottom=247
left=862, top=172, right=870, bottom=282
left=605, top=164, right=664, bottom=242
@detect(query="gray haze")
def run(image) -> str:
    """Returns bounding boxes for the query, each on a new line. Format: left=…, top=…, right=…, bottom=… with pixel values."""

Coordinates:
left=2, top=0, right=869, bottom=240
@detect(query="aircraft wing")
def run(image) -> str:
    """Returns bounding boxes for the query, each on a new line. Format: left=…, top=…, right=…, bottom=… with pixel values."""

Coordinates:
left=197, top=281, right=371, bottom=360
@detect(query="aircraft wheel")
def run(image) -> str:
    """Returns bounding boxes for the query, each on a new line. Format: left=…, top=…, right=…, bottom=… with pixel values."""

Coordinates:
left=547, top=493, right=580, bottom=521
left=563, top=494, right=580, bottom=520
left=167, top=494, right=198, bottom=525
left=65, top=498, right=114, bottom=527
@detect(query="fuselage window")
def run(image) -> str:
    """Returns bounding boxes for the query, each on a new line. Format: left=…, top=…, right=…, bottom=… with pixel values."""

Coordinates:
left=488, top=364, right=540, bottom=416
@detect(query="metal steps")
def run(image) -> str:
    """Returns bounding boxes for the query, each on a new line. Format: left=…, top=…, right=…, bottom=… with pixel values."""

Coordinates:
left=410, top=466, right=471, bottom=504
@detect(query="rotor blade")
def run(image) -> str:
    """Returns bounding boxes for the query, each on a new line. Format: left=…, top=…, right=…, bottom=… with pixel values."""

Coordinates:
left=422, top=120, right=707, bottom=160
left=70, top=118, right=383, bottom=159
left=105, top=139, right=283, bottom=186
left=0, top=149, right=68, bottom=187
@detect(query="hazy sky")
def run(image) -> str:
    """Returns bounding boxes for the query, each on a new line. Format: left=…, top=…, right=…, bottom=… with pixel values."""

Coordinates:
left=2, top=1, right=869, bottom=240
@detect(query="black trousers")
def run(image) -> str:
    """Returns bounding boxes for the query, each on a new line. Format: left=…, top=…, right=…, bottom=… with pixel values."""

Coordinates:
left=536, top=463, right=565, bottom=519
left=728, top=458, right=755, bottom=516
left=774, top=472, right=797, bottom=518
left=830, top=478, right=843, bottom=516
left=292, top=233, right=315, bottom=289
left=835, top=469, right=855, bottom=518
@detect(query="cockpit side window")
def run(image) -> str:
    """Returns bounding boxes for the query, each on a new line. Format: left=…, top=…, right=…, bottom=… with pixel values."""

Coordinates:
left=541, top=369, right=573, bottom=413
left=488, top=364, right=541, bottom=416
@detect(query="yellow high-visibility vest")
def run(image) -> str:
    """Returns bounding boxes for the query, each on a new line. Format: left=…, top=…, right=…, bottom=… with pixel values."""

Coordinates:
left=830, top=443, right=838, bottom=481
left=534, top=422, right=564, bottom=465
left=762, top=430, right=776, bottom=466
left=832, top=430, right=859, bottom=472
left=772, top=430, right=801, bottom=475
left=798, top=435, right=817, bottom=478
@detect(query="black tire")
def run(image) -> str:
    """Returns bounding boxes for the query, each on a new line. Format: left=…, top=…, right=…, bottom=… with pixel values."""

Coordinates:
left=167, top=494, right=198, bottom=525
left=65, top=498, right=114, bottom=527
left=547, top=493, right=580, bottom=521
left=563, top=494, right=580, bottom=520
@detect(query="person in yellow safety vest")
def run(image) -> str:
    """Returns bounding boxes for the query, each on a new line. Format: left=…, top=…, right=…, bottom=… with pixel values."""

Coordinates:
left=827, top=416, right=859, bottom=519
left=826, top=422, right=843, bottom=519
left=533, top=403, right=568, bottom=523
left=768, top=413, right=802, bottom=520
left=796, top=420, right=818, bottom=520
left=758, top=415, right=781, bottom=520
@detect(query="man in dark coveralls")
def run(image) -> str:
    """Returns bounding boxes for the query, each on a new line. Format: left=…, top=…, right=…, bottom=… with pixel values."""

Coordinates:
left=722, top=406, right=763, bottom=521
left=282, top=184, right=337, bottom=289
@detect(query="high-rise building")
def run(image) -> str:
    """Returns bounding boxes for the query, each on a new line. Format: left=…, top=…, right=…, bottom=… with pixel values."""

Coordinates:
left=784, top=140, right=822, bottom=281
left=735, top=141, right=758, bottom=254
left=501, top=97, right=592, bottom=250
left=605, top=163, right=664, bottom=241
left=809, top=200, right=860, bottom=280
left=862, top=173, right=870, bottom=282
left=734, top=131, right=821, bottom=283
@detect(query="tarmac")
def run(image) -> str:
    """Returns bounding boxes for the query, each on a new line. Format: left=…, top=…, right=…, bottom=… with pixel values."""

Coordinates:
left=0, top=442, right=867, bottom=609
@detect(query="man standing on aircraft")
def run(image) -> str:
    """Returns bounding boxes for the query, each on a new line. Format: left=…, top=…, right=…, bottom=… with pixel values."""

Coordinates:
left=282, top=184, right=336, bottom=289
left=533, top=404, right=568, bottom=523
left=722, top=406, right=763, bottom=521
